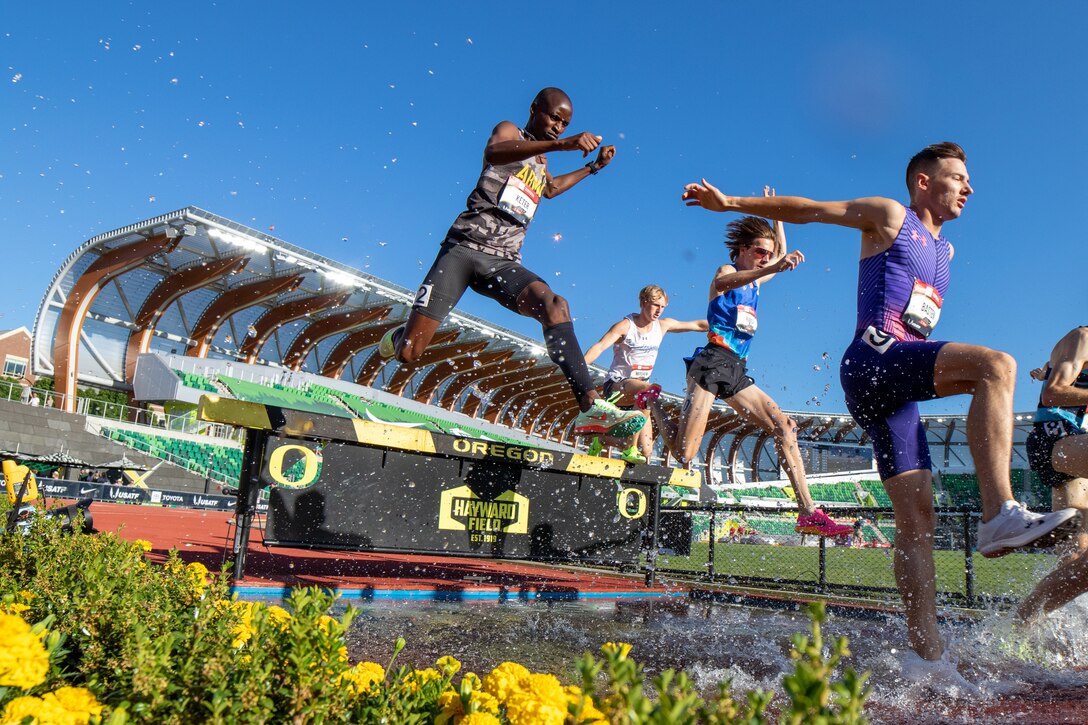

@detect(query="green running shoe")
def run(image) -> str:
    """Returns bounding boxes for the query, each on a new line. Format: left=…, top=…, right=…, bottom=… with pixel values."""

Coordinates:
left=378, top=324, right=405, bottom=359
left=619, top=446, right=646, bottom=465
left=573, top=399, right=646, bottom=438
left=586, top=437, right=604, bottom=457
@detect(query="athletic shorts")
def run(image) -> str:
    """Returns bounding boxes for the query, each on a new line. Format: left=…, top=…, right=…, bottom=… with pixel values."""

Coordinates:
left=412, top=242, right=544, bottom=322
left=1027, top=420, right=1084, bottom=488
left=684, top=345, right=754, bottom=401
left=601, top=377, right=636, bottom=410
left=840, top=328, right=947, bottom=481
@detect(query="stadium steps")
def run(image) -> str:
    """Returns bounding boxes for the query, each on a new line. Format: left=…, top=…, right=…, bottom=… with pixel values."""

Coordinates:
left=0, top=398, right=210, bottom=493
left=100, top=427, right=242, bottom=485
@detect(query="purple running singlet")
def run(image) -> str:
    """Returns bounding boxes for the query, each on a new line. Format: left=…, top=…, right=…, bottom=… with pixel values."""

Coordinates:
left=855, top=206, right=950, bottom=342
left=841, top=205, right=952, bottom=481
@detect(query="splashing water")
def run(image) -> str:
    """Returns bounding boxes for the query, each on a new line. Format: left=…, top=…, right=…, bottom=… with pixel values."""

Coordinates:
left=339, top=596, right=1088, bottom=721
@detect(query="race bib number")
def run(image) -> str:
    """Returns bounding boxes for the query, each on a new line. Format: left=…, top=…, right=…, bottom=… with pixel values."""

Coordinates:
left=630, top=364, right=653, bottom=380
left=735, top=305, right=758, bottom=336
left=497, top=172, right=541, bottom=226
left=414, top=284, right=433, bottom=308
left=901, top=280, right=942, bottom=338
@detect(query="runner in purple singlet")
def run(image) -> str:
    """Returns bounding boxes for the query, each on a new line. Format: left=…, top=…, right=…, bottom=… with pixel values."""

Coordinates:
left=681, top=142, right=1081, bottom=668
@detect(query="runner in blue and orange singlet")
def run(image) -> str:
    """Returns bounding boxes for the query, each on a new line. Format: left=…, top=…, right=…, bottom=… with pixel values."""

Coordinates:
left=681, top=142, right=1080, bottom=671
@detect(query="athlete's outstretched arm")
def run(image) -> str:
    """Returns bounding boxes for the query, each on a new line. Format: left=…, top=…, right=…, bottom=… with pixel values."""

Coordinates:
left=583, top=318, right=629, bottom=365
left=660, top=318, right=709, bottom=334
left=682, top=178, right=902, bottom=235
left=544, top=144, right=615, bottom=198
left=710, top=252, right=804, bottom=296
left=484, top=121, right=603, bottom=166
left=760, top=185, right=789, bottom=283
left=1040, top=328, right=1088, bottom=408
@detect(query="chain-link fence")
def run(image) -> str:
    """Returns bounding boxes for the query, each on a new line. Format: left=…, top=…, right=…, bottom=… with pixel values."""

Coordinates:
left=646, top=503, right=1059, bottom=610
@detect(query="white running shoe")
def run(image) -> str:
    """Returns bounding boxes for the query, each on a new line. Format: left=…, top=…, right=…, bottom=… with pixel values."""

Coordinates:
left=976, top=502, right=1081, bottom=558
left=378, top=325, right=404, bottom=360
left=573, top=399, right=646, bottom=438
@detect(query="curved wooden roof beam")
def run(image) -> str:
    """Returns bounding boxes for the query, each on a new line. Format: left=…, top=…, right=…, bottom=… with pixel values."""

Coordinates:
left=239, top=290, right=352, bottom=364
left=386, top=340, right=489, bottom=396
left=413, top=349, right=513, bottom=406
left=354, top=329, right=460, bottom=388
left=319, top=320, right=403, bottom=379
left=436, top=357, right=528, bottom=410
left=504, top=377, right=568, bottom=427
left=463, top=365, right=555, bottom=419
left=185, top=274, right=305, bottom=358
left=124, top=255, right=249, bottom=383
left=282, top=304, right=393, bottom=371
left=53, top=233, right=181, bottom=412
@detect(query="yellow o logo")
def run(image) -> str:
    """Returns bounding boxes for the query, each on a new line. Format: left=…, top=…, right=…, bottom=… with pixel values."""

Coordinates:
left=268, top=444, right=319, bottom=488
left=617, top=488, right=647, bottom=520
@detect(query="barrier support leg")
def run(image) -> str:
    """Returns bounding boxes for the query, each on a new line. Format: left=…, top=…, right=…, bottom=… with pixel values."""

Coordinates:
left=232, top=430, right=267, bottom=581
left=645, top=484, right=661, bottom=587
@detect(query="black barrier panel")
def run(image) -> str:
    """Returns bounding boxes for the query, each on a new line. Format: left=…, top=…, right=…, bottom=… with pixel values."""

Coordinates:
left=262, top=438, right=653, bottom=564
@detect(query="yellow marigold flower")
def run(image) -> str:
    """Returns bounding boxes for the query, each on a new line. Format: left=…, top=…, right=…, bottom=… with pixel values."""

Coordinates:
left=0, top=613, right=50, bottom=689
left=2, top=696, right=49, bottom=725
left=601, top=641, right=633, bottom=660
left=186, top=561, right=210, bottom=592
left=339, top=661, right=385, bottom=695
left=434, top=690, right=464, bottom=725
left=504, top=689, right=566, bottom=725
left=228, top=601, right=257, bottom=648
left=468, top=690, right=499, bottom=715
left=133, top=539, right=153, bottom=552
left=401, top=667, right=442, bottom=693
left=4, top=603, right=30, bottom=615
left=265, top=605, right=291, bottom=629
left=522, top=673, right=567, bottom=711
left=460, top=714, right=501, bottom=725
left=482, top=661, right=530, bottom=703
left=461, top=671, right=482, bottom=691
left=437, top=655, right=461, bottom=675
left=16, top=591, right=35, bottom=601
left=41, top=686, right=104, bottom=724
left=565, top=685, right=605, bottom=722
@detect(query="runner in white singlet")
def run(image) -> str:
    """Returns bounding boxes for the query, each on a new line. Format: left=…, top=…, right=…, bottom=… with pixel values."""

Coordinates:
left=583, top=285, right=706, bottom=463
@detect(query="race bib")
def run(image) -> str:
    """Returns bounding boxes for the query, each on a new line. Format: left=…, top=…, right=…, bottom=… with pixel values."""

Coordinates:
left=497, top=169, right=542, bottom=226
left=901, top=280, right=942, bottom=338
left=630, top=364, right=653, bottom=380
left=735, top=305, right=758, bottom=336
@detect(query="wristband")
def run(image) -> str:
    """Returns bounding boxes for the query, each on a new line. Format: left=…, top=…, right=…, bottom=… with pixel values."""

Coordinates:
left=585, top=161, right=601, bottom=175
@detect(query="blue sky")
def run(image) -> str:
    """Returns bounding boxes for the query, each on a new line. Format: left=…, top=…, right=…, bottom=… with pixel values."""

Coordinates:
left=2, top=2, right=1084, bottom=414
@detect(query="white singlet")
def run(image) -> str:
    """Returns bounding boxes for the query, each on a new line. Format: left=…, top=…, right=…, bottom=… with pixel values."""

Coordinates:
left=606, top=314, right=664, bottom=382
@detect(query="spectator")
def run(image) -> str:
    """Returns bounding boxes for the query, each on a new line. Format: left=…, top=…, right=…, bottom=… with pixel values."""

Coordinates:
left=30, top=393, right=40, bottom=407
left=20, top=381, right=31, bottom=405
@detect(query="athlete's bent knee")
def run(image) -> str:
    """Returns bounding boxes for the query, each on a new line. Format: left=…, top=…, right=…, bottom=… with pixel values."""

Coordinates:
left=977, top=349, right=1016, bottom=386
left=543, top=294, right=572, bottom=326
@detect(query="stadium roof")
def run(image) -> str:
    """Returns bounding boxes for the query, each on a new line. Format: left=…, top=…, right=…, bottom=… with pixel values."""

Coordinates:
left=31, top=207, right=1039, bottom=482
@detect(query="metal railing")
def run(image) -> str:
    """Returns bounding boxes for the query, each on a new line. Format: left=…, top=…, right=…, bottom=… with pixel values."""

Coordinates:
left=648, top=503, right=1058, bottom=610
left=0, top=378, right=243, bottom=442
